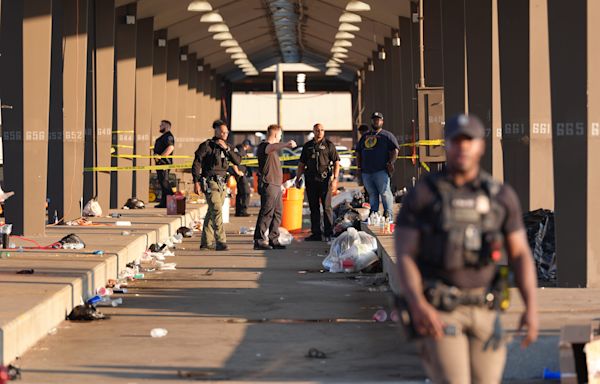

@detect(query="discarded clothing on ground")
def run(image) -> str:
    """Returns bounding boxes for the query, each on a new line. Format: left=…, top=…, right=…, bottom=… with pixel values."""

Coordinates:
left=323, top=228, right=379, bottom=273
left=176, top=226, right=194, bottom=238
left=523, top=209, right=556, bottom=281
left=123, top=197, right=146, bottom=209
left=332, top=202, right=365, bottom=237
left=54, top=233, right=86, bottom=250
left=67, top=304, right=109, bottom=321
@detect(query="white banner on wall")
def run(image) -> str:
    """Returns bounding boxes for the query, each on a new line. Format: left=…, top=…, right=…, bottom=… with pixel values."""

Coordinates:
left=231, top=92, right=353, bottom=132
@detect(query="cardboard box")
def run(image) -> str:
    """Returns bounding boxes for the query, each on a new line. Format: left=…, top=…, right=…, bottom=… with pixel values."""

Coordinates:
left=167, top=194, right=186, bottom=215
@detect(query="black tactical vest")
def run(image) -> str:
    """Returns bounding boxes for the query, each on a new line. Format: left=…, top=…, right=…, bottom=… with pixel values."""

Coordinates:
left=418, top=171, right=506, bottom=270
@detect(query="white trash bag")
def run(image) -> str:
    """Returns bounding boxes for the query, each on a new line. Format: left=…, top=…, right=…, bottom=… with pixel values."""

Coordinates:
left=322, top=227, right=379, bottom=273
left=263, top=227, right=295, bottom=245
left=83, top=197, right=103, bottom=217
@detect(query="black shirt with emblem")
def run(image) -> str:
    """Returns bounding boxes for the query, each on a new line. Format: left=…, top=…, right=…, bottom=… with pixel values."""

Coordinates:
left=153, top=131, right=175, bottom=165
left=299, top=138, right=340, bottom=182
left=396, top=170, right=525, bottom=289
left=191, top=138, right=242, bottom=182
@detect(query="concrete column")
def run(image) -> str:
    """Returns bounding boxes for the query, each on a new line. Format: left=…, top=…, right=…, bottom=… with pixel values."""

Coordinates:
left=151, top=29, right=167, bottom=150
left=113, top=4, right=136, bottom=208
left=498, top=0, right=553, bottom=212
left=0, top=0, right=52, bottom=235
left=166, top=39, right=179, bottom=130
left=187, top=54, right=199, bottom=155
left=548, top=0, right=598, bottom=287
left=441, top=0, right=466, bottom=117
left=93, top=0, right=115, bottom=213
left=465, top=0, right=492, bottom=172
left=423, top=0, right=443, bottom=87
left=48, top=0, right=88, bottom=222
left=134, top=17, right=153, bottom=201
left=176, top=46, right=189, bottom=166
left=491, top=0, right=503, bottom=181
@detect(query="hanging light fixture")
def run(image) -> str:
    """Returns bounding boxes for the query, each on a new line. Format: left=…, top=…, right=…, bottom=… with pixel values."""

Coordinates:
left=346, top=1, right=371, bottom=12
left=220, top=39, right=239, bottom=47
left=333, top=52, right=348, bottom=59
left=339, top=23, right=360, bottom=32
left=339, top=12, right=362, bottom=23
left=331, top=46, right=348, bottom=53
left=225, top=46, right=243, bottom=53
left=335, top=32, right=355, bottom=40
left=234, top=58, right=250, bottom=65
left=200, top=11, right=223, bottom=23
left=208, top=23, right=229, bottom=32
left=230, top=53, right=247, bottom=59
left=368, top=60, right=375, bottom=71
left=187, top=1, right=212, bottom=12
left=334, top=40, right=352, bottom=47
left=212, top=32, right=233, bottom=40
left=392, top=32, right=401, bottom=47
left=378, top=46, right=386, bottom=60
left=326, top=60, right=340, bottom=68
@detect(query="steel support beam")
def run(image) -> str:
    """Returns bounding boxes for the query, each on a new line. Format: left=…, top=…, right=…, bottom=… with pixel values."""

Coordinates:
left=441, top=0, right=466, bottom=117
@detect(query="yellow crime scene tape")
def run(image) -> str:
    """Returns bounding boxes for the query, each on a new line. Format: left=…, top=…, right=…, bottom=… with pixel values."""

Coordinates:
left=111, top=154, right=194, bottom=159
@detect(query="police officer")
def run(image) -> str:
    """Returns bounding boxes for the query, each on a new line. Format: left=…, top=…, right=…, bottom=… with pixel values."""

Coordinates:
left=296, top=123, right=340, bottom=242
left=356, top=112, right=399, bottom=220
left=192, top=120, right=241, bottom=251
left=233, top=140, right=252, bottom=217
left=153, top=120, right=175, bottom=208
left=394, top=115, right=538, bottom=383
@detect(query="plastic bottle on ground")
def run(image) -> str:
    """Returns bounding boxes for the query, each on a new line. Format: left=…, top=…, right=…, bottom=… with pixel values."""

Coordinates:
left=150, top=328, right=168, bottom=338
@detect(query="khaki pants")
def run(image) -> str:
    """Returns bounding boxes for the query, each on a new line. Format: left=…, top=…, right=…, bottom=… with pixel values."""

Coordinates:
left=417, top=305, right=506, bottom=384
left=201, top=180, right=226, bottom=246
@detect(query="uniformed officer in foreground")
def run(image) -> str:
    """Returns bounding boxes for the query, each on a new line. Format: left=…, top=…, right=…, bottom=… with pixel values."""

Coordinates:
left=192, top=120, right=241, bottom=251
left=295, top=123, right=340, bottom=241
left=394, top=114, right=538, bottom=383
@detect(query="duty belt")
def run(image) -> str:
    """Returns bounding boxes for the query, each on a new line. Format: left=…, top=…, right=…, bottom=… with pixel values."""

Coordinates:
left=424, top=282, right=493, bottom=312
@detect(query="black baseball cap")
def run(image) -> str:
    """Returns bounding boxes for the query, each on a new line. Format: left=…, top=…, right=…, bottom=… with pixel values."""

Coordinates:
left=371, top=112, right=384, bottom=120
left=444, top=114, right=485, bottom=140
left=212, top=119, right=227, bottom=129
left=242, top=139, right=252, bottom=146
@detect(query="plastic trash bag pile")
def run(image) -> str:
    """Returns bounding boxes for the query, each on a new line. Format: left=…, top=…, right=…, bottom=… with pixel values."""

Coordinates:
left=322, top=227, right=379, bottom=273
left=523, top=209, right=556, bottom=281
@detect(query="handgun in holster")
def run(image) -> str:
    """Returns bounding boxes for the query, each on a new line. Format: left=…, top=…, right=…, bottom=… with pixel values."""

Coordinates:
left=199, top=176, right=209, bottom=194
left=392, top=295, right=421, bottom=340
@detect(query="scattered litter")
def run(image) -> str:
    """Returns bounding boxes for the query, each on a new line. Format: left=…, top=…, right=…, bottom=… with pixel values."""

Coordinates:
left=55, top=233, right=85, bottom=250
left=204, top=269, right=214, bottom=276
left=16, top=269, right=34, bottom=274
left=390, top=309, right=400, bottom=323
left=150, top=328, right=168, bottom=338
left=113, top=288, right=128, bottom=294
left=123, top=198, right=145, bottom=209
left=306, top=348, right=327, bottom=359
left=110, top=213, right=122, bottom=218
left=67, top=304, right=109, bottom=321
left=65, top=218, right=93, bottom=226
left=96, top=287, right=113, bottom=296
left=0, top=364, right=21, bottom=381
left=239, top=226, right=255, bottom=235
left=96, top=297, right=123, bottom=307
left=87, top=295, right=102, bottom=305
left=278, top=227, right=294, bottom=245
left=121, top=231, right=131, bottom=236
left=47, top=327, right=57, bottom=335
left=116, top=221, right=132, bottom=227
left=542, top=367, right=560, bottom=380
left=176, top=226, right=193, bottom=238
left=353, top=273, right=388, bottom=287
left=524, top=209, right=556, bottom=281
left=92, top=250, right=104, bottom=255
left=158, top=262, right=177, bottom=271
left=372, top=309, right=388, bottom=322
left=322, top=228, right=379, bottom=273
left=82, top=198, right=103, bottom=217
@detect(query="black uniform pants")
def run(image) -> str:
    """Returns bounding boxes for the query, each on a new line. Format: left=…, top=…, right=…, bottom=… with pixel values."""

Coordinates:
left=253, top=183, right=282, bottom=244
left=235, top=174, right=250, bottom=215
left=157, top=169, right=174, bottom=206
left=306, top=179, right=333, bottom=237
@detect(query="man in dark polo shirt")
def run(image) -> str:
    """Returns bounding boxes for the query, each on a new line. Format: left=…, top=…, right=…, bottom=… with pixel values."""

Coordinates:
left=295, top=123, right=340, bottom=242
left=153, top=120, right=175, bottom=208
left=253, top=124, right=297, bottom=250
left=356, top=112, right=399, bottom=220
left=394, top=114, right=538, bottom=383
